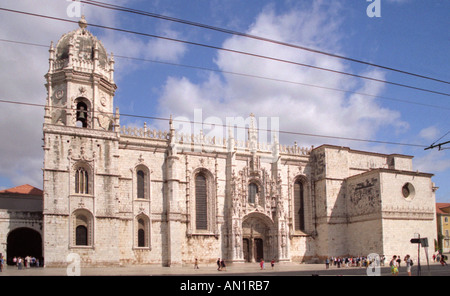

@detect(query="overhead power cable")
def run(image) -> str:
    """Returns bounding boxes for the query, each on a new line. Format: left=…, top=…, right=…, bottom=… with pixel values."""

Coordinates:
left=2, top=37, right=449, bottom=111
left=425, top=130, right=450, bottom=151
left=0, top=98, right=429, bottom=148
left=424, top=141, right=450, bottom=151
left=0, top=7, right=449, bottom=98
left=81, top=0, right=450, bottom=86
left=431, top=130, right=450, bottom=146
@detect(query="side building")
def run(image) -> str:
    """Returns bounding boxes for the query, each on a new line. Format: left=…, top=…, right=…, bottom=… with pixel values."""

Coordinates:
left=0, top=184, right=43, bottom=265
left=436, top=203, right=450, bottom=253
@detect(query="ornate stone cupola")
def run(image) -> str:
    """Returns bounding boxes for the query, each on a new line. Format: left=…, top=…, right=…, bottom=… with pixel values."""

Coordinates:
left=44, top=16, right=117, bottom=131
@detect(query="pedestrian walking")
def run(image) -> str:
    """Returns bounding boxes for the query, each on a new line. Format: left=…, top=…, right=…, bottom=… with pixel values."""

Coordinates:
left=325, top=258, right=330, bottom=269
left=217, top=258, right=221, bottom=271
left=220, top=259, right=227, bottom=271
left=440, top=254, right=448, bottom=266
left=194, top=258, right=199, bottom=269
left=18, top=257, right=23, bottom=270
left=396, top=255, right=401, bottom=268
left=390, top=255, right=399, bottom=276
left=260, top=258, right=265, bottom=270
left=271, top=259, right=275, bottom=269
left=404, top=255, right=412, bottom=276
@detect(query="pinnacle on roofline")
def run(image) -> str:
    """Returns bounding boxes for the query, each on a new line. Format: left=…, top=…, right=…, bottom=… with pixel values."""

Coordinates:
left=78, top=15, right=87, bottom=29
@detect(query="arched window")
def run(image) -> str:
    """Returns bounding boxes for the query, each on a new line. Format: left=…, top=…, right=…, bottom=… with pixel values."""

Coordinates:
left=72, top=210, right=93, bottom=247
left=76, top=225, right=88, bottom=246
left=294, top=180, right=305, bottom=231
left=75, top=167, right=89, bottom=194
left=136, top=215, right=150, bottom=248
left=138, top=229, right=145, bottom=247
left=248, top=183, right=258, bottom=204
left=137, top=170, right=145, bottom=199
left=195, top=173, right=208, bottom=230
left=138, top=219, right=146, bottom=247
left=135, top=165, right=149, bottom=199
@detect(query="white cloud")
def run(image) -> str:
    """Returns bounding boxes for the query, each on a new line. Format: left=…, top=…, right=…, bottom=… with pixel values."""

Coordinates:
left=0, top=0, right=74, bottom=188
left=419, top=126, right=440, bottom=142
left=156, top=2, right=408, bottom=148
left=0, top=0, right=153, bottom=188
left=142, top=23, right=187, bottom=63
left=414, top=150, right=450, bottom=174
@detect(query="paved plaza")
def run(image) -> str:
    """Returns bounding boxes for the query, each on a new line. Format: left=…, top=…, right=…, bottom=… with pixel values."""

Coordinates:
left=1, top=260, right=449, bottom=276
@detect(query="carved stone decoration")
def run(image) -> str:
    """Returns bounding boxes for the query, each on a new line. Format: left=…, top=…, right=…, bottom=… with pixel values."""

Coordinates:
left=348, top=177, right=381, bottom=216
left=55, top=88, right=65, bottom=101
left=78, top=86, right=87, bottom=96
left=312, top=151, right=325, bottom=180
left=69, top=146, right=95, bottom=163
left=52, top=108, right=67, bottom=125
left=97, top=113, right=112, bottom=131
left=233, top=220, right=242, bottom=259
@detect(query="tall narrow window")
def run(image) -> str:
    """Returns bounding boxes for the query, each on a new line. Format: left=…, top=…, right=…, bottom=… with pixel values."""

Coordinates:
left=294, top=180, right=305, bottom=231
left=137, top=170, right=145, bottom=199
left=135, top=215, right=150, bottom=248
left=137, top=218, right=146, bottom=247
left=75, top=167, right=89, bottom=194
left=135, top=165, right=149, bottom=200
left=195, top=173, right=207, bottom=230
left=76, top=225, right=88, bottom=246
left=248, top=183, right=258, bottom=204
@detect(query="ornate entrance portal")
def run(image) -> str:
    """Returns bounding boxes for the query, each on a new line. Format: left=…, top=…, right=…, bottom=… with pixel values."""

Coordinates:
left=242, top=213, right=273, bottom=262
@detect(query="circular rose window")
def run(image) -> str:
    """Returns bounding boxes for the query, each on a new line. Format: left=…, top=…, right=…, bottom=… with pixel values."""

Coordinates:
left=402, top=183, right=415, bottom=200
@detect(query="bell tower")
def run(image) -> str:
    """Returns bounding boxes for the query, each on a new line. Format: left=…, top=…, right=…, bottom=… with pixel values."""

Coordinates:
left=42, top=16, right=121, bottom=266
left=44, top=16, right=117, bottom=130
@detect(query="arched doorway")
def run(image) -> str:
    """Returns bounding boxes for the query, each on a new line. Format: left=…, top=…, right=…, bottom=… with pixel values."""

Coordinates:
left=6, top=228, right=42, bottom=266
left=242, top=213, right=274, bottom=263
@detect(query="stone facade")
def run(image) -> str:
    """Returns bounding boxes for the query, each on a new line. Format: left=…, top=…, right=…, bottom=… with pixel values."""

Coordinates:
left=42, top=19, right=438, bottom=267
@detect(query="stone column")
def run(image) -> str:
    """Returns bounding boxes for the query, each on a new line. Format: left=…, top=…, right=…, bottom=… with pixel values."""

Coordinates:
left=164, top=118, right=182, bottom=266
left=165, top=154, right=182, bottom=266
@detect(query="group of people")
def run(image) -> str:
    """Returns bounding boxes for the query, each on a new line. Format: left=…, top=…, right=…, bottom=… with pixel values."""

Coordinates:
left=325, top=254, right=418, bottom=276
left=389, top=255, right=413, bottom=276
left=194, top=257, right=276, bottom=271
left=11, top=256, right=41, bottom=269
left=432, top=252, right=448, bottom=266
left=325, top=256, right=384, bottom=269
left=259, top=258, right=276, bottom=270
left=194, top=257, right=228, bottom=271
left=216, top=258, right=227, bottom=271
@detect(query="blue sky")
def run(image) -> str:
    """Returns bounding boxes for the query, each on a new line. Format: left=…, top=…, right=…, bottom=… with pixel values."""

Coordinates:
left=0, top=0, right=449, bottom=202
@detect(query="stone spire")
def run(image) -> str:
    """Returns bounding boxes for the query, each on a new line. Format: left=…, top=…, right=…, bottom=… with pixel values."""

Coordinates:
left=248, top=113, right=258, bottom=153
